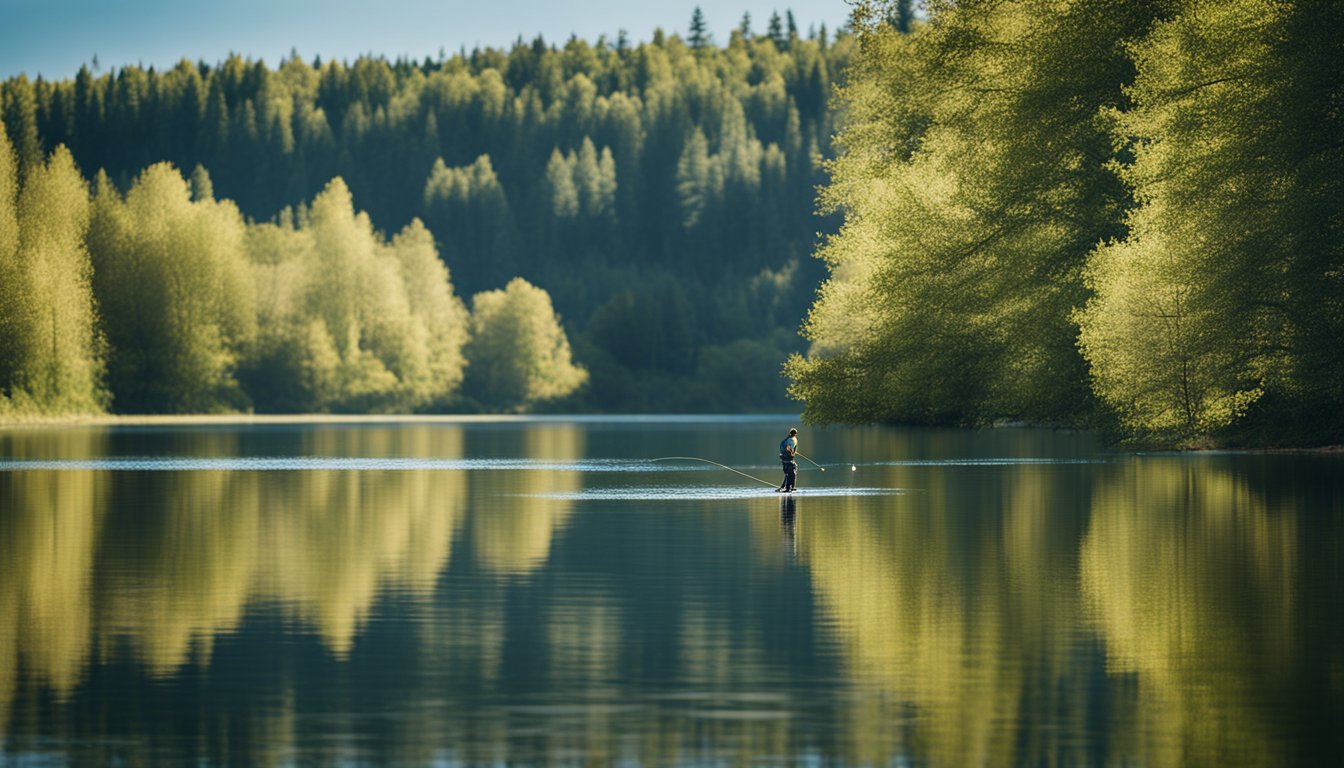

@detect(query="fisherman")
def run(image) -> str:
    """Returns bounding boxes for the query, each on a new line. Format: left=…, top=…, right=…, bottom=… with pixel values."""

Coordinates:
left=777, top=428, right=799, bottom=492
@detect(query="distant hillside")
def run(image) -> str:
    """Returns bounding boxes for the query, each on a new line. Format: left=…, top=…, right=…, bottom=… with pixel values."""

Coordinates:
left=2, top=18, right=851, bottom=412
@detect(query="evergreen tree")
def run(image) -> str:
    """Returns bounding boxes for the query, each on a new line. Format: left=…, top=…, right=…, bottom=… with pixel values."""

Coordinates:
left=1, top=75, right=43, bottom=176
left=675, top=128, right=715, bottom=229
left=688, top=7, right=711, bottom=50
left=6, top=22, right=856, bottom=417
left=767, top=12, right=788, bottom=49
left=889, top=0, right=916, bottom=33
left=422, top=154, right=520, bottom=295
left=544, top=148, right=579, bottom=218
left=189, top=163, right=214, bottom=201
left=587, top=277, right=693, bottom=373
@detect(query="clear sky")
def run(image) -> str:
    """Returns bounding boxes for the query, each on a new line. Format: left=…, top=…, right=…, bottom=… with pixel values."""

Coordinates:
left=0, top=0, right=853, bottom=80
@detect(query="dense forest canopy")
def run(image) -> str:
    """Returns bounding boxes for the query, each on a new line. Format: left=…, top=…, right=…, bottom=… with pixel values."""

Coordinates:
left=788, top=0, right=1342, bottom=446
left=0, top=11, right=852, bottom=416
left=4, top=1, right=1337, bottom=446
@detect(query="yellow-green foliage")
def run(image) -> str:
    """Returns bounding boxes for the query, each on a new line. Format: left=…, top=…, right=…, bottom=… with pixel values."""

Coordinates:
left=390, top=219, right=471, bottom=403
left=1, top=154, right=470, bottom=417
left=0, top=127, right=105, bottom=416
left=791, top=0, right=1341, bottom=443
left=1076, top=0, right=1343, bottom=440
left=542, top=138, right=618, bottom=222
left=87, top=163, right=254, bottom=413
left=0, top=126, right=22, bottom=403
left=422, top=155, right=521, bottom=293
left=789, top=0, right=1161, bottom=426
left=7, top=27, right=853, bottom=415
left=464, top=277, right=587, bottom=411
left=243, top=179, right=469, bottom=413
left=1077, top=234, right=1262, bottom=437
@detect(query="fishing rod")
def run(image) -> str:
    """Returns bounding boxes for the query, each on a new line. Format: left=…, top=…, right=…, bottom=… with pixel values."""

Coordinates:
left=795, top=451, right=826, bottom=472
left=649, top=456, right=779, bottom=488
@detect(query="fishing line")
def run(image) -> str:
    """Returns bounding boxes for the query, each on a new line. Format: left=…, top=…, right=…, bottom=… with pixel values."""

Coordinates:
left=649, top=456, right=779, bottom=488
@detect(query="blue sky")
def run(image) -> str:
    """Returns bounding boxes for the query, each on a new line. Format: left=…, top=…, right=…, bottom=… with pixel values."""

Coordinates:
left=0, top=0, right=853, bottom=80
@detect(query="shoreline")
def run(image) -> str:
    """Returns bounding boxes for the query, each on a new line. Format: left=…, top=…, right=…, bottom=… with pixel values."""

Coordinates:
left=0, top=413, right=1338, bottom=453
left=0, top=412, right=803, bottom=430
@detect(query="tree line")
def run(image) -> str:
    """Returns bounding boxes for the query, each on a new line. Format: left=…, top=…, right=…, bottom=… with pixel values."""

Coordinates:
left=1, top=12, right=852, bottom=415
left=0, top=131, right=585, bottom=415
left=788, top=0, right=1342, bottom=446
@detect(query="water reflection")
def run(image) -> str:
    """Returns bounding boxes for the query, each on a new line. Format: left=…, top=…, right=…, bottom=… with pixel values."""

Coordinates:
left=0, top=430, right=109, bottom=738
left=795, top=452, right=1340, bottom=765
left=0, top=427, right=470, bottom=703
left=1080, top=457, right=1312, bottom=766
left=466, top=424, right=580, bottom=574
left=0, top=423, right=1339, bottom=765
left=0, top=468, right=105, bottom=718
left=779, top=494, right=797, bottom=558
left=798, top=462, right=1090, bottom=764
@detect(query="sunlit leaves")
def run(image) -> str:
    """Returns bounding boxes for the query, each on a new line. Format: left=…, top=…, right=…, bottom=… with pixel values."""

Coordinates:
left=5, top=26, right=858, bottom=414
left=1075, top=0, right=1344, bottom=442
left=792, top=0, right=1160, bottom=426
left=792, top=0, right=1340, bottom=443
left=463, top=277, right=588, bottom=411
left=242, top=178, right=470, bottom=413
left=0, top=130, right=104, bottom=415
left=87, top=162, right=254, bottom=412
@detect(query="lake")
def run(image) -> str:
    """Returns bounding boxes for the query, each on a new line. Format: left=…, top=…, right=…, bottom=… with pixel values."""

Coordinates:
left=1, top=416, right=1340, bottom=765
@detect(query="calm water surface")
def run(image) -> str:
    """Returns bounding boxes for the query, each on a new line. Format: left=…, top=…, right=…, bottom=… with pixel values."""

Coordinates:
left=1, top=417, right=1341, bottom=765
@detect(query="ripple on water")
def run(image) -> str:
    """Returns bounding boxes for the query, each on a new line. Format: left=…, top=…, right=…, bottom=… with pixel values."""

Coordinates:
left=0, top=457, right=661, bottom=472
left=523, top=486, right=910, bottom=501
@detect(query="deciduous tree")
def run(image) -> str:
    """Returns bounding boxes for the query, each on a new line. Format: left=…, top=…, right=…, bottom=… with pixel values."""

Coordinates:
left=463, top=277, right=587, bottom=410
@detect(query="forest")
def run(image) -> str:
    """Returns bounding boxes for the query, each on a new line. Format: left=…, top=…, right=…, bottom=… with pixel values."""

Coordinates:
left=0, top=9, right=848, bottom=416
left=788, top=0, right=1342, bottom=446
left=3, top=0, right=1339, bottom=446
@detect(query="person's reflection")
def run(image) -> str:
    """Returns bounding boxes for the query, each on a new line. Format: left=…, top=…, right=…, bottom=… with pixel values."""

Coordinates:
left=779, top=494, right=798, bottom=558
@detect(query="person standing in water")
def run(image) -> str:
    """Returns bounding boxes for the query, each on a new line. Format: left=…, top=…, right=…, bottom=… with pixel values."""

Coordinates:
left=777, top=428, right=799, bottom=492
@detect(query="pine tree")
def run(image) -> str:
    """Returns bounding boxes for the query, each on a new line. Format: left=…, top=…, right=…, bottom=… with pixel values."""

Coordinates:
left=675, top=128, right=714, bottom=229
left=688, top=7, right=711, bottom=50
left=422, top=154, right=520, bottom=295
left=1, top=75, right=43, bottom=176
left=767, top=12, right=787, bottom=49
left=545, top=149, right=579, bottom=219
left=889, top=0, right=915, bottom=33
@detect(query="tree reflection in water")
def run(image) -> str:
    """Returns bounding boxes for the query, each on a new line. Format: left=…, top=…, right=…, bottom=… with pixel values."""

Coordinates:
left=0, top=425, right=1339, bottom=765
